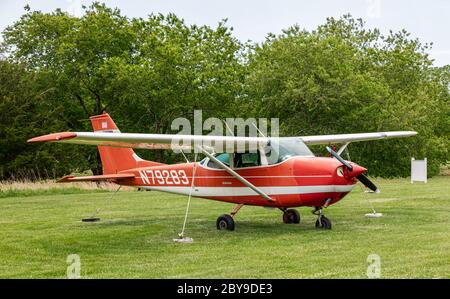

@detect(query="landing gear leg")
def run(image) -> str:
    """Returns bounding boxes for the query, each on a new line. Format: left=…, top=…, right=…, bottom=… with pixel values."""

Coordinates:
left=216, top=204, right=244, bottom=231
left=313, top=199, right=332, bottom=229
left=231, top=204, right=244, bottom=218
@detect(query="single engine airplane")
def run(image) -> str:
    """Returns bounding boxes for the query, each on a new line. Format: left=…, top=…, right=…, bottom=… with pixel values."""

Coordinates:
left=28, top=112, right=417, bottom=230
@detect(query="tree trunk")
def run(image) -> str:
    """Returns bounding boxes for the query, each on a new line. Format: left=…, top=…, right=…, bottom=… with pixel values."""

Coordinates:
left=90, top=151, right=103, bottom=175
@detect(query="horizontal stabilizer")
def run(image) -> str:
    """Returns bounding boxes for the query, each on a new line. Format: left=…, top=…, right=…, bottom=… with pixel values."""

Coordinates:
left=57, top=173, right=135, bottom=183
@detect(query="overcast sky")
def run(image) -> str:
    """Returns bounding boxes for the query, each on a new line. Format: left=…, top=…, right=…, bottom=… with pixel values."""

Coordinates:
left=1, top=0, right=449, bottom=66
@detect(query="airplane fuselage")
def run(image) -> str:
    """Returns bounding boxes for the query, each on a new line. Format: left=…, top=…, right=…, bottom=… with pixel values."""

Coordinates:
left=115, top=156, right=359, bottom=208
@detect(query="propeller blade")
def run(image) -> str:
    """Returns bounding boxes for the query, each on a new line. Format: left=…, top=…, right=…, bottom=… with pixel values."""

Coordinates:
left=326, top=146, right=353, bottom=171
left=356, top=174, right=380, bottom=193
left=326, top=146, right=380, bottom=193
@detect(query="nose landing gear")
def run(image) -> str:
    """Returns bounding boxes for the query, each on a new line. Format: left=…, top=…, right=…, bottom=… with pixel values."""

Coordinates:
left=313, top=198, right=333, bottom=229
left=315, top=214, right=332, bottom=229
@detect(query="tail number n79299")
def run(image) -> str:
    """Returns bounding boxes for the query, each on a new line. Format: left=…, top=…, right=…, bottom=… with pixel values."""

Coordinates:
left=139, top=169, right=189, bottom=185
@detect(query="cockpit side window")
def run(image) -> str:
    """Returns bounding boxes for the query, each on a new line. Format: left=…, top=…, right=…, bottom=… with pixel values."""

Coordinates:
left=205, top=139, right=312, bottom=168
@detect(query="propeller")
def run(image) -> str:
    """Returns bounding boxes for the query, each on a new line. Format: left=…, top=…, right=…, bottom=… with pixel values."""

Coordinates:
left=326, top=146, right=353, bottom=171
left=326, top=146, right=380, bottom=193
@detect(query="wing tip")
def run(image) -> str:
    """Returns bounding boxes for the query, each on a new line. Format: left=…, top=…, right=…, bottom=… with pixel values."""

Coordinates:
left=57, top=175, right=74, bottom=183
left=27, top=132, right=77, bottom=143
left=395, top=131, right=418, bottom=137
left=57, top=173, right=135, bottom=183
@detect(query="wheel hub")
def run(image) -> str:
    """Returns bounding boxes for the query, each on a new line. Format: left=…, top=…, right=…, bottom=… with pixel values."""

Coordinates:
left=219, top=220, right=227, bottom=229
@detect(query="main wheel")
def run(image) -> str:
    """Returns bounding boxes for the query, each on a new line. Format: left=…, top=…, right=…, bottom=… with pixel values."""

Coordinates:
left=315, top=215, right=332, bottom=229
left=282, top=209, right=300, bottom=224
left=216, top=214, right=235, bottom=231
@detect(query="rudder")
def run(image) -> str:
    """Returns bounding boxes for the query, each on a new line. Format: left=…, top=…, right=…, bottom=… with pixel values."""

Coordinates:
left=90, top=112, right=163, bottom=174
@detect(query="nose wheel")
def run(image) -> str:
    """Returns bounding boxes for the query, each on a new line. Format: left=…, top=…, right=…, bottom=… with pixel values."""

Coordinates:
left=315, top=215, right=332, bottom=229
left=313, top=206, right=332, bottom=229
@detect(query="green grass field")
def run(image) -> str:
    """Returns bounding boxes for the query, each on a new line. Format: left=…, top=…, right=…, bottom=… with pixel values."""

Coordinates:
left=0, top=177, right=449, bottom=278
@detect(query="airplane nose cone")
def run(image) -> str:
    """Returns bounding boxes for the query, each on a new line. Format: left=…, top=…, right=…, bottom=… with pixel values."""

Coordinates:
left=347, top=163, right=367, bottom=178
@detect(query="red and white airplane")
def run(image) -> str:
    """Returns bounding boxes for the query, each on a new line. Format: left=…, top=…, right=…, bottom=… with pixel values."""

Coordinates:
left=28, top=112, right=416, bottom=230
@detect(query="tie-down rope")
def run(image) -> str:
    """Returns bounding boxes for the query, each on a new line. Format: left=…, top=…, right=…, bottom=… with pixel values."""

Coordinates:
left=178, top=152, right=198, bottom=238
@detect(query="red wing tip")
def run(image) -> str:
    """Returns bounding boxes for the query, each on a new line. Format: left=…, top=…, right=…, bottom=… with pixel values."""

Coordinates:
left=57, top=176, right=74, bottom=183
left=27, top=132, right=77, bottom=143
left=57, top=173, right=135, bottom=183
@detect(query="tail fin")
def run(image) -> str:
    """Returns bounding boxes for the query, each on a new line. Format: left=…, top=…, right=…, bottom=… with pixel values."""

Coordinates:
left=90, top=112, right=163, bottom=174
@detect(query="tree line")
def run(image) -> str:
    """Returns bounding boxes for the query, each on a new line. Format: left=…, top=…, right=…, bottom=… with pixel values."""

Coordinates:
left=0, top=3, right=448, bottom=179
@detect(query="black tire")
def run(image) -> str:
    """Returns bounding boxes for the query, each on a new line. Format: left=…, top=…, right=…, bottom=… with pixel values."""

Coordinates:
left=282, top=209, right=300, bottom=224
left=315, top=216, right=332, bottom=229
left=216, top=214, right=235, bottom=231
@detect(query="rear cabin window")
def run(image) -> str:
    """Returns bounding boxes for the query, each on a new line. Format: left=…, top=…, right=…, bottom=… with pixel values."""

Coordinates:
left=206, top=153, right=230, bottom=168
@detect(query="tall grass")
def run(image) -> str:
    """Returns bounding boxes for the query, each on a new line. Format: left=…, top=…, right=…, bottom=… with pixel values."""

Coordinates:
left=0, top=179, right=132, bottom=198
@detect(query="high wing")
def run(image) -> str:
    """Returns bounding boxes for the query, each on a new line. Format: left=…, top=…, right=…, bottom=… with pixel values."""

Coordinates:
left=28, top=130, right=417, bottom=151
left=27, top=131, right=268, bottom=152
left=298, top=131, right=417, bottom=145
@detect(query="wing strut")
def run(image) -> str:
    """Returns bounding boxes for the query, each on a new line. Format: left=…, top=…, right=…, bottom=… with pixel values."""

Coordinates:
left=199, top=147, right=275, bottom=203
left=337, top=142, right=350, bottom=155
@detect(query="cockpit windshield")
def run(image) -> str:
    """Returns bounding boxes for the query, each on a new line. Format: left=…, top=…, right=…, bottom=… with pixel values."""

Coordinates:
left=264, top=138, right=314, bottom=165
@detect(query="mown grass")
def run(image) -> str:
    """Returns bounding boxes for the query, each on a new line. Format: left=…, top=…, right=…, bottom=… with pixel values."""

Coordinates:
left=0, top=176, right=448, bottom=278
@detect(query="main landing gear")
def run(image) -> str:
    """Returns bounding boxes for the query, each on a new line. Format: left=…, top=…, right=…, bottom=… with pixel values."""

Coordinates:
left=216, top=204, right=244, bottom=231
left=216, top=199, right=334, bottom=231
left=280, top=208, right=300, bottom=224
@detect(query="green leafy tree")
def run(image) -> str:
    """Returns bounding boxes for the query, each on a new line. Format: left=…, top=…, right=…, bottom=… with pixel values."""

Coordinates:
left=2, top=3, right=137, bottom=174
left=1, top=6, right=448, bottom=179
left=246, top=15, right=449, bottom=176
left=0, top=60, right=90, bottom=179
left=1, top=3, right=245, bottom=174
left=101, top=14, right=246, bottom=162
